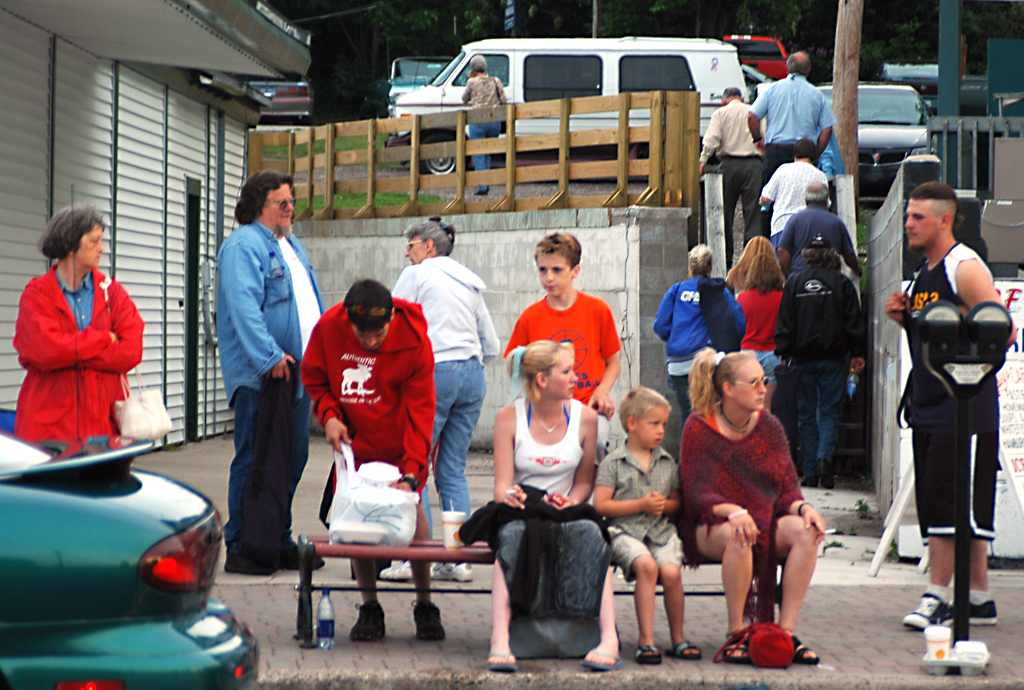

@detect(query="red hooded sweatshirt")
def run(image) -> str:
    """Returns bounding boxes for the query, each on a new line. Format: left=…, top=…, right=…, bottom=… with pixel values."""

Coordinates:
left=301, top=298, right=435, bottom=487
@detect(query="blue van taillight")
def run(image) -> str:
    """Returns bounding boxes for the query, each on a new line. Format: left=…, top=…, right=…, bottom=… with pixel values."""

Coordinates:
left=139, top=512, right=221, bottom=593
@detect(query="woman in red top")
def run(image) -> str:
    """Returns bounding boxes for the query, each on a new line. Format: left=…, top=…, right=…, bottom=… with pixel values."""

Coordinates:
left=678, top=349, right=826, bottom=665
left=14, top=206, right=144, bottom=442
left=735, top=253, right=785, bottom=412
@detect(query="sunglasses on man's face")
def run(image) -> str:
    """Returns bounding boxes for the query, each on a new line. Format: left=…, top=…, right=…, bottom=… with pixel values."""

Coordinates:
left=348, top=305, right=388, bottom=317
left=270, top=198, right=296, bottom=211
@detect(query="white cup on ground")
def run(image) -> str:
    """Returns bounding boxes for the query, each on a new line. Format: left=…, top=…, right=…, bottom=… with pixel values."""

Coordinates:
left=924, top=626, right=951, bottom=661
left=442, top=511, right=466, bottom=549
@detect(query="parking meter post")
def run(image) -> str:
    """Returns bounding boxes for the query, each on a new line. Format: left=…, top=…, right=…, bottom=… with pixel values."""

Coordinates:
left=953, top=398, right=972, bottom=644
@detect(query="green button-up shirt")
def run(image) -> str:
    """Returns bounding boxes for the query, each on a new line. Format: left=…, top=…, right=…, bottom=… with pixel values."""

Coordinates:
left=595, top=444, right=680, bottom=545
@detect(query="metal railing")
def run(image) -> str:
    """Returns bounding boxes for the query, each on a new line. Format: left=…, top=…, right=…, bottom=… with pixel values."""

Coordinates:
left=247, top=91, right=700, bottom=220
left=928, top=117, right=1024, bottom=193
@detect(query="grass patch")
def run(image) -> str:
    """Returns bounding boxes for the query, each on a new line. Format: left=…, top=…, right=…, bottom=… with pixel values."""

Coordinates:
left=294, top=191, right=442, bottom=215
left=263, top=133, right=388, bottom=159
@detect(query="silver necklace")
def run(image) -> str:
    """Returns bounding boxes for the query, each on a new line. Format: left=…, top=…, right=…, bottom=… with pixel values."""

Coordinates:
left=718, top=402, right=751, bottom=433
left=531, top=403, right=565, bottom=433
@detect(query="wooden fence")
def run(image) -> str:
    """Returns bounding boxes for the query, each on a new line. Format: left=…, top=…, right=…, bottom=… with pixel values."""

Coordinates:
left=247, top=90, right=700, bottom=220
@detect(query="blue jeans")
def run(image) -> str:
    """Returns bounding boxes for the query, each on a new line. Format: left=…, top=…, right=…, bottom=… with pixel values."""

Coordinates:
left=421, top=358, right=486, bottom=535
left=468, top=122, right=500, bottom=193
left=224, top=384, right=311, bottom=552
left=796, top=359, right=844, bottom=476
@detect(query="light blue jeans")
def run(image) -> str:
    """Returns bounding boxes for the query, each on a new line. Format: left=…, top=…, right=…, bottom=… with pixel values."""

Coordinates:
left=468, top=122, right=500, bottom=193
left=421, top=358, right=486, bottom=534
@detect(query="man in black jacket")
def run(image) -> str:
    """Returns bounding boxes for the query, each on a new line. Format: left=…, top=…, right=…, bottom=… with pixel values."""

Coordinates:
left=775, top=236, right=865, bottom=488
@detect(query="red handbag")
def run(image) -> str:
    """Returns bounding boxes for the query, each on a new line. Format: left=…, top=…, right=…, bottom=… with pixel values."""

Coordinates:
left=713, top=622, right=794, bottom=668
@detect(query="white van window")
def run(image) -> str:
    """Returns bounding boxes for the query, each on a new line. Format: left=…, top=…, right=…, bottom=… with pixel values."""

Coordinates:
left=524, top=55, right=602, bottom=102
left=453, top=54, right=510, bottom=87
left=619, top=55, right=695, bottom=92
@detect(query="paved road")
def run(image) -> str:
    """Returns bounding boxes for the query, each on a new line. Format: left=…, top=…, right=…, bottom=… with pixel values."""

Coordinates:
left=137, top=437, right=1024, bottom=687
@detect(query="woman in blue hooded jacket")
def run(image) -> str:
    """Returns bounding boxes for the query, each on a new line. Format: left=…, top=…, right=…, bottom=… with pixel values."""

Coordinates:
left=653, top=244, right=746, bottom=419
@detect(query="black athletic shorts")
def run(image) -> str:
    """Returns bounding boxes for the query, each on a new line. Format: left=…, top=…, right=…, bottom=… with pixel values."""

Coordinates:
left=912, top=429, right=998, bottom=542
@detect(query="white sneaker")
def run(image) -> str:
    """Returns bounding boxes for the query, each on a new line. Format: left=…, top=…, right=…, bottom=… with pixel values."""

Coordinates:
left=379, top=560, right=412, bottom=581
left=431, top=563, right=474, bottom=582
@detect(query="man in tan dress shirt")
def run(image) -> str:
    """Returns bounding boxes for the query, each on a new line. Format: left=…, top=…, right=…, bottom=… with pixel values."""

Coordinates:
left=699, top=87, right=763, bottom=266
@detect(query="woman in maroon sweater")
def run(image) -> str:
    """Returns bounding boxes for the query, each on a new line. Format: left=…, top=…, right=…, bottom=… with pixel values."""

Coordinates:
left=679, top=348, right=826, bottom=664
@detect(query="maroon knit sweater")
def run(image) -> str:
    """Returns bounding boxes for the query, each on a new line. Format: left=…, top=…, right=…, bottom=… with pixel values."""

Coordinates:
left=678, top=411, right=803, bottom=623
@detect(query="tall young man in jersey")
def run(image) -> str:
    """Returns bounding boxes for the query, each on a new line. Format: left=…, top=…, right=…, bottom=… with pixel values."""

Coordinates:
left=885, top=182, right=1016, bottom=629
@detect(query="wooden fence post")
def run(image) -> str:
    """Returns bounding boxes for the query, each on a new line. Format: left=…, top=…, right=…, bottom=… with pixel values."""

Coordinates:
left=287, top=131, right=296, bottom=178
left=663, top=91, right=684, bottom=208
left=602, top=93, right=630, bottom=207
left=443, top=110, right=467, bottom=215
left=542, top=98, right=570, bottom=210
left=636, top=91, right=664, bottom=207
left=247, top=131, right=263, bottom=176
left=490, top=104, right=517, bottom=213
left=303, top=126, right=315, bottom=216
left=354, top=119, right=376, bottom=219
left=396, top=116, right=421, bottom=217
left=314, top=123, right=336, bottom=219
left=680, top=91, right=701, bottom=242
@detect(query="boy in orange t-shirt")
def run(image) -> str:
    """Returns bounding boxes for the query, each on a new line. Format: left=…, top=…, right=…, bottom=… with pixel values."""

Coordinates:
left=505, top=233, right=622, bottom=447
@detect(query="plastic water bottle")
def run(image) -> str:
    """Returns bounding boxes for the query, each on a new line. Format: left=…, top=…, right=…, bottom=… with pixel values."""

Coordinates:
left=317, top=589, right=335, bottom=649
left=846, top=369, right=859, bottom=399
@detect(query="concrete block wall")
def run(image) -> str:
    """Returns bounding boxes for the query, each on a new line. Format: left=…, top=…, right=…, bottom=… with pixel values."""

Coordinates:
left=295, top=206, right=690, bottom=450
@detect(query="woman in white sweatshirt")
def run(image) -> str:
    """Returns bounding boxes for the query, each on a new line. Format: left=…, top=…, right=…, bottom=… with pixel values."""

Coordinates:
left=388, top=217, right=500, bottom=582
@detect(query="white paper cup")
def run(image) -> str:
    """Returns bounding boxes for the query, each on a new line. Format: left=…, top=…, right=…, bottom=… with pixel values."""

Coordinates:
left=442, top=510, right=466, bottom=549
left=924, top=626, right=951, bottom=661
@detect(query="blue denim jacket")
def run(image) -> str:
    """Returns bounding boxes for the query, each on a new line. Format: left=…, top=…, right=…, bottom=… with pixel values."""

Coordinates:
left=216, top=221, right=323, bottom=403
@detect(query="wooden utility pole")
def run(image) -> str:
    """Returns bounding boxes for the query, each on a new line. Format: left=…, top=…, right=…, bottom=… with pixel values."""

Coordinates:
left=833, top=0, right=864, bottom=200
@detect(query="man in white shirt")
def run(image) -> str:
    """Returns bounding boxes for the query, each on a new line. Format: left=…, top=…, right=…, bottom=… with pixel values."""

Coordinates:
left=760, top=138, right=828, bottom=248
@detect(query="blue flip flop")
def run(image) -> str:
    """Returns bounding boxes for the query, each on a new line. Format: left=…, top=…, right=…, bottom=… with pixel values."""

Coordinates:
left=581, top=651, right=623, bottom=672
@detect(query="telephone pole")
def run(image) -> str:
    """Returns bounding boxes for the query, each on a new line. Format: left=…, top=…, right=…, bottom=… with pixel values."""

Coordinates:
left=832, top=0, right=864, bottom=199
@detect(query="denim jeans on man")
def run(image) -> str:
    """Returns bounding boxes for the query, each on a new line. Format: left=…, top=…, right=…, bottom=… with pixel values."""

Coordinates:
left=224, top=385, right=311, bottom=552
left=796, top=359, right=844, bottom=477
left=468, top=122, right=501, bottom=194
left=420, top=358, right=486, bottom=534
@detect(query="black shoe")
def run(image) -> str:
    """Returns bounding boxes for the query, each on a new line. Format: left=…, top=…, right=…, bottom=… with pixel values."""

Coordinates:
left=903, top=593, right=952, bottom=629
left=224, top=551, right=279, bottom=575
left=413, top=601, right=446, bottom=640
left=279, top=544, right=326, bottom=570
left=350, top=600, right=386, bottom=641
left=970, top=599, right=998, bottom=625
left=818, top=459, right=834, bottom=489
left=801, top=475, right=819, bottom=488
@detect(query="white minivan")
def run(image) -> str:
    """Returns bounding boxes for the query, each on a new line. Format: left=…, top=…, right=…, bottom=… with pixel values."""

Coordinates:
left=390, top=37, right=745, bottom=174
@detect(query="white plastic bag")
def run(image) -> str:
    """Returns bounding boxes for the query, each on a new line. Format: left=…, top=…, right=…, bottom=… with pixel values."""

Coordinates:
left=328, top=443, right=418, bottom=547
left=114, top=370, right=172, bottom=440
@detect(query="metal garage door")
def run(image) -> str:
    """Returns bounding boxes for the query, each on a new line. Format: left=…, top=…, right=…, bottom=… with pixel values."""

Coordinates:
left=0, top=17, right=50, bottom=407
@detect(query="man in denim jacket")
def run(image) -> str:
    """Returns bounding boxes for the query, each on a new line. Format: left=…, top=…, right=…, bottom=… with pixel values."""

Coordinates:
left=217, top=170, right=324, bottom=574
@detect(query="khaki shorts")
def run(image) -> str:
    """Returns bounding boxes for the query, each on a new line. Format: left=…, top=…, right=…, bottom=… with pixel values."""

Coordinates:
left=609, top=531, right=683, bottom=582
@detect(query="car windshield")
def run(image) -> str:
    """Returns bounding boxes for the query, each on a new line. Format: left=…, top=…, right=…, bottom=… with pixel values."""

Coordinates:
left=431, top=52, right=466, bottom=86
left=821, top=87, right=929, bottom=126
left=395, top=58, right=449, bottom=81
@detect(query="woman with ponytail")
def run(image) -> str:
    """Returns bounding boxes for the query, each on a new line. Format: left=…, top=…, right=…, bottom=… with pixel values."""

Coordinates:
left=678, top=348, right=826, bottom=665
left=483, top=340, right=620, bottom=673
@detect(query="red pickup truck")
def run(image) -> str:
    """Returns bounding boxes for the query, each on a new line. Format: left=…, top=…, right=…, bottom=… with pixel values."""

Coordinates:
left=723, top=35, right=788, bottom=80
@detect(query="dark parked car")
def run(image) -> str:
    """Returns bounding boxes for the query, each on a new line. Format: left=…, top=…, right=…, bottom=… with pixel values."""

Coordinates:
left=0, top=433, right=257, bottom=690
left=878, top=63, right=988, bottom=116
left=819, top=83, right=930, bottom=197
left=250, top=80, right=314, bottom=124
left=361, top=56, right=452, bottom=119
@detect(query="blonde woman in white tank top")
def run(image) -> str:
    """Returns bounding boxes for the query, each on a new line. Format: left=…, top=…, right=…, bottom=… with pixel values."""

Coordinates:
left=487, top=341, right=621, bottom=672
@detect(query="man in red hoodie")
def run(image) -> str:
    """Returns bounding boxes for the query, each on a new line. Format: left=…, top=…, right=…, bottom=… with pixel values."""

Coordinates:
left=301, top=279, right=442, bottom=642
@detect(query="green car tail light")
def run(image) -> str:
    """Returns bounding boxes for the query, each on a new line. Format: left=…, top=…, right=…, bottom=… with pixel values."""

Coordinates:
left=139, top=512, right=221, bottom=593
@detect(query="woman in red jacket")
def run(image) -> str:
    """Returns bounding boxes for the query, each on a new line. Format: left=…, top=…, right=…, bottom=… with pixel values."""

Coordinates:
left=13, top=206, right=144, bottom=442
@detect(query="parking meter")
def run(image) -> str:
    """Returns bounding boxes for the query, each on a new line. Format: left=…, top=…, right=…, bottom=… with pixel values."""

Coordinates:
left=915, top=300, right=1012, bottom=646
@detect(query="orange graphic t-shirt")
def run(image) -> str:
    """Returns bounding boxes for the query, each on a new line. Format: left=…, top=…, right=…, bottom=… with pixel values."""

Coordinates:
left=504, top=292, right=621, bottom=405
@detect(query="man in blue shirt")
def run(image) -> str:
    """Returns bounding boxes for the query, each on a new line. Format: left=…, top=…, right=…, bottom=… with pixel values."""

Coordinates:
left=777, top=183, right=861, bottom=277
left=217, top=170, right=325, bottom=575
left=749, top=52, right=837, bottom=188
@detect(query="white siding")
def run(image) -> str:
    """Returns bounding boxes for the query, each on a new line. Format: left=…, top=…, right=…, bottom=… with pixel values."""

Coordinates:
left=52, top=39, right=114, bottom=274
left=0, top=17, right=50, bottom=407
left=115, top=68, right=168, bottom=433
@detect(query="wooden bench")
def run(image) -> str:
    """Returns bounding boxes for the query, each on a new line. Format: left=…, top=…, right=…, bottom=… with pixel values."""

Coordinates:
left=295, top=535, right=496, bottom=647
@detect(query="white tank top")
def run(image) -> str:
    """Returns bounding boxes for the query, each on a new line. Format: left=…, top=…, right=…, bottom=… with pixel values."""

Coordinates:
left=513, top=398, right=584, bottom=496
